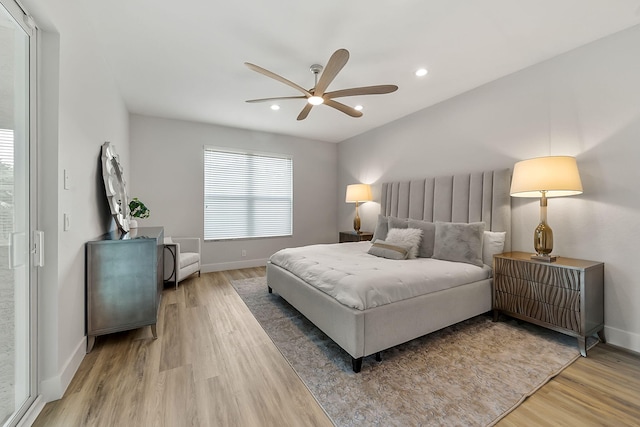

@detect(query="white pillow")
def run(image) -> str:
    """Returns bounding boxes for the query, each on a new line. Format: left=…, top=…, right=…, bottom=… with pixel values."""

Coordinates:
left=482, top=231, right=506, bottom=267
left=386, top=227, right=423, bottom=259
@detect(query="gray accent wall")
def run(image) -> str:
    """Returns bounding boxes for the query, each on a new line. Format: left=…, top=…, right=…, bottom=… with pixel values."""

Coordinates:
left=338, top=24, right=640, bottom=353
left=129, top=114, right=338, bottom=272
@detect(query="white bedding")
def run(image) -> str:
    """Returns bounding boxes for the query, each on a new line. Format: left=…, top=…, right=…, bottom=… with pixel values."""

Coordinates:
left=269, top=242, right=492, bottom=310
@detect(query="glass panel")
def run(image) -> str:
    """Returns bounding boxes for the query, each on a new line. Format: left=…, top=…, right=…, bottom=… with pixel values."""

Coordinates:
left=0, top=2, right=31, bottom=425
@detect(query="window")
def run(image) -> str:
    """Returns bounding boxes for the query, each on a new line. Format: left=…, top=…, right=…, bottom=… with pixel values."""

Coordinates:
left=204, top=147, right=293, bottom=240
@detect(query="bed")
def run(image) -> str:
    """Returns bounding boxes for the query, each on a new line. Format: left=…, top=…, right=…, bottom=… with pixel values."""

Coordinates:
left=266, top=169, right=511, bottom=372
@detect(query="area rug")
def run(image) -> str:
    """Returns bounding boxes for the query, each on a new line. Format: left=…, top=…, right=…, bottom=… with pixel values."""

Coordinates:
left=231, top=276, right=596, bottom=427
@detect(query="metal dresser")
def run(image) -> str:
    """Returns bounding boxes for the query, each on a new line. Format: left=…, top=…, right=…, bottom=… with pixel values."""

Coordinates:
left=85, top=227, right=164, bottom=352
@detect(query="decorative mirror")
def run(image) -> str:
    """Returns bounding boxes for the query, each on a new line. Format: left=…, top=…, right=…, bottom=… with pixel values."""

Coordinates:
left=101, top=141, right=129, bottom=232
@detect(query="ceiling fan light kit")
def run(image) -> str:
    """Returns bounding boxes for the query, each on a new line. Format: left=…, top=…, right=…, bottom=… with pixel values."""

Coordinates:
left=245, top=48, right=398, bottom=120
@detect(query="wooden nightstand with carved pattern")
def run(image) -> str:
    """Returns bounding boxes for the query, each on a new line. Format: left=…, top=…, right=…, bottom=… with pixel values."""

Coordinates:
left=339, top=231, right=373, bottom=243
left=493, top=251, right=605, bottom=357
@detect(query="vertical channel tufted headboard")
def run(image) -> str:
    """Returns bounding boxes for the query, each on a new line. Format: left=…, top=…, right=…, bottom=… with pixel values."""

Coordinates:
left=380, top=169, right=511, bottom=252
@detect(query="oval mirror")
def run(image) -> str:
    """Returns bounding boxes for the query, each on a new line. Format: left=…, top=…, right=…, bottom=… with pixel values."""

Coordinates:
left=101, top=141, right=129, bottom=232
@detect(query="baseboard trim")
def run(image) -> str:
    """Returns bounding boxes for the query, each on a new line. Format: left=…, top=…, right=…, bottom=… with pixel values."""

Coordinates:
left=202, top=258, right=268, bottom=273
left=40, top=336, right=86, bottom=402
left=604, top=325, right=640, bottom=354
left=17, top=395, right=46, bottom=427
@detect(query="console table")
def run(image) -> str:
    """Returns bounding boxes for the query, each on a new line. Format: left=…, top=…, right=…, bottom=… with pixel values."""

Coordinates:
left=85, top=227, right=164, bottom=352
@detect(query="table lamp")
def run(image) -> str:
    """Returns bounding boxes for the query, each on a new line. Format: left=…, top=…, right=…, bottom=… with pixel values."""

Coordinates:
left=345, top=184, right=372, bottom=234
left=510, top=156, right=583, bottom=262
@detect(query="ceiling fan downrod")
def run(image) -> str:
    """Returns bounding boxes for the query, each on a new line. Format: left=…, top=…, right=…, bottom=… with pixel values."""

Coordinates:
left=308, top=64, right=324, bottom=105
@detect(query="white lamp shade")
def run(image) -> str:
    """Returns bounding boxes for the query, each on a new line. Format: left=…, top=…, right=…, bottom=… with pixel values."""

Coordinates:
left=345, top=184, right=372, bottom=203
left=510, top=156, right=583, bottom=198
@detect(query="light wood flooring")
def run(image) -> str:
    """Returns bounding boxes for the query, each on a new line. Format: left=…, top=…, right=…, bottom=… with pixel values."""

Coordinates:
left=34, top=268, right=640, bottom=426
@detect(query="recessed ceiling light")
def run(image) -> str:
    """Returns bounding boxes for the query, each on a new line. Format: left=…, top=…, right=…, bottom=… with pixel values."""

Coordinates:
left=415, top=68, right=428, bottom=77
left=270, top=104, right=280, bottom=110
left=354, top=105, right=363, bottom=111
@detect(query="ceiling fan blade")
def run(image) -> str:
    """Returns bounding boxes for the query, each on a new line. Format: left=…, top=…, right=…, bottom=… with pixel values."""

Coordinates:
left=245, top=62, right=312, bottom=96
left=246, top=96, right=307, bottom=103
left=313, top=49, right=349, bottom=96
left=297, top=103, right=313, bottom=121
left=325, top=85, right=398, bottom=99
left=324, top=99, right=363, bottom=118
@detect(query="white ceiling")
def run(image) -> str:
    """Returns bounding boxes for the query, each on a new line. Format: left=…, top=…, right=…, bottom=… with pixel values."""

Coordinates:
left=82, top=0, right=640, bottom=143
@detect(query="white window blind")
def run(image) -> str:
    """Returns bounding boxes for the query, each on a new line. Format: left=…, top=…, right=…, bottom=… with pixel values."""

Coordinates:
left=204, top=148, right=293, bottom=240
left=0, top=129, right=14, bottom=245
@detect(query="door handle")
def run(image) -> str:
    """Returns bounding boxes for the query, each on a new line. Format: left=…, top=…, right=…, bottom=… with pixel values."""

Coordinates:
left=33, top=230, right=44, bottom=267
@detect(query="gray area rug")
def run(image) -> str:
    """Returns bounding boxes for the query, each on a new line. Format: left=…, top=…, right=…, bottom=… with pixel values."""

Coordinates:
left=231, top=276, right=597, bottom=427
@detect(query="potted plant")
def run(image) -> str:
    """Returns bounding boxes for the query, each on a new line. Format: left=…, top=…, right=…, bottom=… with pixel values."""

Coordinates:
left=128, top=197, right=150, bottom=228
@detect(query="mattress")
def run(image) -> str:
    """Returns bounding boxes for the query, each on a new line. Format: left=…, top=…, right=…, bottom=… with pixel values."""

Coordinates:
left=269, top=241, right=491, bottom=310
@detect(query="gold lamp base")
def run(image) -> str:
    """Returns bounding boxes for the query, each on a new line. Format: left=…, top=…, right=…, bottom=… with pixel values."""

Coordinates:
left=532, top=195, right=556, bottom=262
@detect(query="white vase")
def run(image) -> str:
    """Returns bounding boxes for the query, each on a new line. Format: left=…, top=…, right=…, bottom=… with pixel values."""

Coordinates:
left=129, top=219, right=138, bottom=229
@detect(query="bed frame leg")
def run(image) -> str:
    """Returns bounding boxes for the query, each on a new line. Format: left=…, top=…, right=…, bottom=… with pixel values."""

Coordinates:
left=375, top=352, right=382, bottom=362
left=351, top=357, right=363, bottom=373
left=268, top=286, right=272, bottom=293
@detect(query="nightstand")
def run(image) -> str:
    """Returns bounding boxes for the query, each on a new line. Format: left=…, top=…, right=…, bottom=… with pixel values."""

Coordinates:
left=339, top=231, right=373, bottom=243
left=493, top=251, right=604, bottom=357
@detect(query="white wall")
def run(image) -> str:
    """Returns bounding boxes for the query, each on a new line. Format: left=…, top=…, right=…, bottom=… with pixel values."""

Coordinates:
left=23, top=0, right=130, bottom=401
left=338, top=25, right=640, bottom=353
left=129, top=114, right=338, bottom=271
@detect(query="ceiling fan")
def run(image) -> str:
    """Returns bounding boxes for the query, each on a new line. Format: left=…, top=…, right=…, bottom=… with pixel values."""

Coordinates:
left=245, top=48, right=398, bottom=120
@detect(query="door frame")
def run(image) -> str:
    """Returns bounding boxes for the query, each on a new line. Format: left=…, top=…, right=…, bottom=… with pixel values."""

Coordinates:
left=0, top=0, right=39, bottom=425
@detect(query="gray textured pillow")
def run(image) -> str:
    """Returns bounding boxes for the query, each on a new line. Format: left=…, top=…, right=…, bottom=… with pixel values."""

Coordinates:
left=368, top=240, right=411, bottom=260
left=433, top=222, right=486, bottom=267
left=386, top=227, right=423, bottom=259
left=387, top=216, right=408, bottom=230
left=372, top=214, right=389, bottom=241
left=408, top=219, right=436, bottom=258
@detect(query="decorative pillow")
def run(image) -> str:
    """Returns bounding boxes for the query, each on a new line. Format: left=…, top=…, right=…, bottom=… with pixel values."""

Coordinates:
left=386, top=227, right=423, bottom=259
left=482, top=230, right=506, bottom=267
left=367, top=240, right=411, bottom=260
left=371, top=214, right=389, bottom=242
left=433, top=222, right=485, bottom=267
left=408, top=219, right=436, bottom=258
left=387, top=216, right=409, bottom=230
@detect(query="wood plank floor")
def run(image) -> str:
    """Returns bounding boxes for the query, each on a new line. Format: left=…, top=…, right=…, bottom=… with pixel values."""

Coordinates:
left=33, top=268, right=332, bottom=427
left=498, top=344, right=640, bottom=426
left=34, top=268, right=640, bottom=426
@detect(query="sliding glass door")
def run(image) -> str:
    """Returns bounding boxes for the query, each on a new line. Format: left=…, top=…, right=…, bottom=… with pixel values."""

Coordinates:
left=0, top=1, right=36, bottom=426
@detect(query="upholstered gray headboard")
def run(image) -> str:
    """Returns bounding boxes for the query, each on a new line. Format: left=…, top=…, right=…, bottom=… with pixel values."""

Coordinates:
left=380, top=169, right=511, bottom=252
